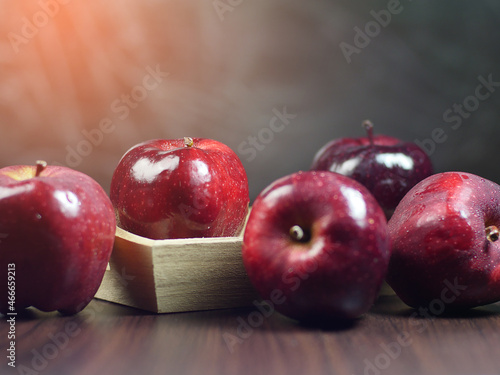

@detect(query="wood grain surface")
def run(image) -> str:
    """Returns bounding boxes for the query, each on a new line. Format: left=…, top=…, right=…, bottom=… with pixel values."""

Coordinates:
left=2, top=294, right=500, bottom=375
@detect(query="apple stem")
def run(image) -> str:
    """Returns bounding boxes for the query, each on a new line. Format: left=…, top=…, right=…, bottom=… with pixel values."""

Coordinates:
left=184, top=137, right=194, bottom=148
left=35, top=160, right=47, bottom=177
left=289, top=225, right=309, bottom=243
left=362, top=120, right=374, bottom=146
left=486, top=226, right=500, bottom=243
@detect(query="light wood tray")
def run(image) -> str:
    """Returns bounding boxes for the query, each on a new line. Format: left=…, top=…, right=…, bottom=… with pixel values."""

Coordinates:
left=95, top=226, right=259, bottom=313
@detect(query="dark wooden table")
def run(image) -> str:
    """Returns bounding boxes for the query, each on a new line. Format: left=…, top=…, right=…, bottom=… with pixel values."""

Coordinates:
left=2, top=294, right=500, bottom=375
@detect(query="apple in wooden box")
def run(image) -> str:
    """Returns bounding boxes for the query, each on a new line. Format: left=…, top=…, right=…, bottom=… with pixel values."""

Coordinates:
left=110, top=137, right=250, bottom=240
left=96, top=137, right=257, bottom=313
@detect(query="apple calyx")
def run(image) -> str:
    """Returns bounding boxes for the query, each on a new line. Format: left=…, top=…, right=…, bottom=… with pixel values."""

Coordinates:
left=35, top=160, right=48, bottom=177
left=486, top=225, right=500, bottom=243
left=362, top=120, right=375, bottom=146
left=289, top=225, right=311, bottom=243
left=184, top=137, right=194, bottom=148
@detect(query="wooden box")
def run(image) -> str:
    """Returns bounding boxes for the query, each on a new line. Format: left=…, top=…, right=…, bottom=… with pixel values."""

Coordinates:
left=95, top=226, right=259, bottom=313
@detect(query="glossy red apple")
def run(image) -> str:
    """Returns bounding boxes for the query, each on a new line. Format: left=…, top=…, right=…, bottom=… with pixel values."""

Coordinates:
left=310, top=120, right=433, bottom=218
left=110, top=137, right=249, bottom=239
left=0, top=161, right=116, bottom=315
left=387, top=172, right=500, bottom=310
left=241, top=171, right=391, bottom=322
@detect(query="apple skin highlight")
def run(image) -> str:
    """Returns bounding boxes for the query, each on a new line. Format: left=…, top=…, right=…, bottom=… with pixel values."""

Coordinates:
left=110, top=137, right=249, bottom=240
left=311, top=121, right=433, bottom=219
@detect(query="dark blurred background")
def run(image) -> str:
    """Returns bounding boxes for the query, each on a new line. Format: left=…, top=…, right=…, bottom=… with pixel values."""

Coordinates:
left=1, top=0, right=499, bottom=201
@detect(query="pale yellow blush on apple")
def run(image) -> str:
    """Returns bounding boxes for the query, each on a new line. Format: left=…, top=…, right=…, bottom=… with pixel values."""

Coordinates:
left=1, top=166, right=38, bottom=181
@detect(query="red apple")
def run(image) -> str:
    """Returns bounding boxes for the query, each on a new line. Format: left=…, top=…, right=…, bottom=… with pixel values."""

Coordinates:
left=241, top=171, right=391, bottom=322
left=387, top=172, right=500, bottom=310
left=310, top=120, right=433, bottom=218
left=0, top=161, right=116, bottom=315
left=110, top=137, right=249, bottom=239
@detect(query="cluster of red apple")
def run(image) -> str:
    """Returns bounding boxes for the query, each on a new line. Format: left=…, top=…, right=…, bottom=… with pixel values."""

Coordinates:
left=1, top=124, right=500, bottom=321
left=244, top=121, right=500, bottom=321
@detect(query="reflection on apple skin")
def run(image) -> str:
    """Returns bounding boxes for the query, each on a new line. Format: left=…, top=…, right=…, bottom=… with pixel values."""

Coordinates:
left=311, top=130, right=433, bottom=219
left=110, top=138, right=249, bottom=240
